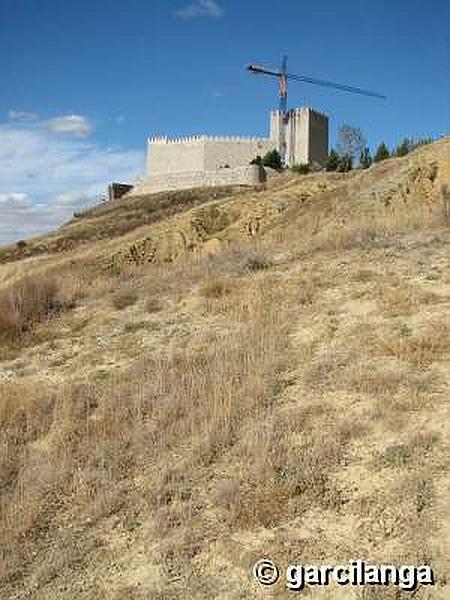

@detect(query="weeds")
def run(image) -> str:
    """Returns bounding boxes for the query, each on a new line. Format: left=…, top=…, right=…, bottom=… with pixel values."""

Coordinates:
left=0, top=274, right=71, bottom=343
left=380, top=320, right=450, bottom=366
left=145, top=297, right=162, bottom=313
left=377, top=432, right=440, bottom=469
left=198, top=244, right=272, bottom=276
left=240, top=248, right=272, bottom=272
left=199, top=277, right=233, bottom=299
left=112, top=288, right=139, bottom=310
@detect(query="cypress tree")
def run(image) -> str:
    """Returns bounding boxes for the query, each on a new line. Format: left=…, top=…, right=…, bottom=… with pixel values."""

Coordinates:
left=326, top=149, right=339, bottom=171
left=359, top=147, right=373, bottom=169
left=374, top=142, right=390, bottom=163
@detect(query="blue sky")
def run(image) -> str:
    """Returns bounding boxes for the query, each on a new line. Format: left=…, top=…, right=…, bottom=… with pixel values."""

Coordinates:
left=0, top=0, right=449, bottom=243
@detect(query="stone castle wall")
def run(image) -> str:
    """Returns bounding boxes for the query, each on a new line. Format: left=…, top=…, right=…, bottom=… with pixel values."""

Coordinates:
left=202, top=138, right=274, bottom=170
left=147, top=136, right=205, bottom=174
left=131, top=165, right=266, bottom=195
left=136, top=108, right=329, bottom=195
left=147, top=135, right=275, bottom=175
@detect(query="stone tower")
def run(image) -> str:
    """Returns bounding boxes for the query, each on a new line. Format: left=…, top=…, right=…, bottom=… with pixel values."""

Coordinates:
left=270, top=108, right=329, bottom=167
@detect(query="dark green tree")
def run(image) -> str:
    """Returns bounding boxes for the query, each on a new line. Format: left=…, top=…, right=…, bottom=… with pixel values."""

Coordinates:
left=250, top=155, right=262, bottom=166
left=395, top=138, right=412, bottom=157
left=337, top=154, right=353, bottom=172
left=374, top=142, right=390, bottom=163
left=359, top=147, right=372, bottom=169
left=261, top=149, right=282, bottom=170
left=326, top=149, right=339, bottom=171
left=412, top=137, right=433, bottom=149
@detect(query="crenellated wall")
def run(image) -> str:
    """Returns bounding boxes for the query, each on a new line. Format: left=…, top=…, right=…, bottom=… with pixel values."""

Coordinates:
left=148, top=135, right=271, bottom=144
left=141, top=107, right=329, bottom=194
left=147, top=135, right=275, bottom=175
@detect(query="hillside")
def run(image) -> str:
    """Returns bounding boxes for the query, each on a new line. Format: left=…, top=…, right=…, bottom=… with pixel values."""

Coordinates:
left=1, top=138, right=450, bottom=599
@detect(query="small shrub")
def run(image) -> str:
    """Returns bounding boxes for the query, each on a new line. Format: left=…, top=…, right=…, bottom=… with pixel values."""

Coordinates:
left=378, top=432, right=440, bottom=469
left=0, top=275, right=64, bottom=342
left=199, top=278, right=232, bottom=299
left=16, top=240, right=27, bottom=249
left=0, top=299, right=20, bottom=340
left=380, top=320, right=450, bottom=366
left=145, top=297, right=162, bottom=313
left=124, top=321, right=147, bottom=333
left=198, top=246, right=272, bottom=276
left=240, top=249, right=272, bottom=272
left=352, top=268, right=376, bottom=282
left=326, top=149, right=339, bottom=171
left=112, top=288, right=139, bottom=310
left=336, top=154, right=353, bottom=172
left=291, top=163, right=310, bottom=175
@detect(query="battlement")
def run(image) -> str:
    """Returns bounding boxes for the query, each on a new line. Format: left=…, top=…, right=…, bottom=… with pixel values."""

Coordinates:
left=270, top=107, right=329, bottom=121
left=148, top=134, right=271, bottom=145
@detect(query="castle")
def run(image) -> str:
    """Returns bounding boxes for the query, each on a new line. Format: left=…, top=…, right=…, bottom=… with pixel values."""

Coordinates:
left=129, top=107, right=328, bottom=195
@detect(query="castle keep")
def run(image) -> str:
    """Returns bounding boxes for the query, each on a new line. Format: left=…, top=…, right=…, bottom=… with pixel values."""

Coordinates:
left=270, top=108, right=329, bottom=167
left=131, top=107, right=328, bottom=195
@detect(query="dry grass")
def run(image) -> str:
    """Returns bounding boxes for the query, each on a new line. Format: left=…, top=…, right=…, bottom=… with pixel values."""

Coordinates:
left=197, top=244, right=273, bottom=276
left=0, top=273, right=75, bottom=345
left=377, top=432, right=441, bottom=469
left=0, top=265, right=294, bottom=594
left=239, top=248, right=272, bottom=272
left=145, top=297, right=162, bottom=313
left=3, top=239, right=445, bottom=597
left=380, top=319, right=450, bottom=366
left=1, top=236, right=448, bottom=598
left=1, top=141, right=450, bottom=598
left=112, top=288, right=139, bottom=310
left=199, top=276, right=233, bottom=299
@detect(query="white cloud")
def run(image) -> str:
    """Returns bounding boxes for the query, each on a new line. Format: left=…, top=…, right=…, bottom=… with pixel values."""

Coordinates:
left=175, top=0, right=224, bottom=19
left=0, top=192, right=30, bottom=208
left=0, top=192, right=58, bottom=243
left=0, top=120, right=144, bottom=245
left=46, top=114, right=93, bottom=137
left=8, top=109, right=38, bottom=122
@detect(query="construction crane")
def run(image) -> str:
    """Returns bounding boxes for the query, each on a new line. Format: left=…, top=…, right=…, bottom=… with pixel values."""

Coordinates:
left=247, top=55, right=386, bottom=164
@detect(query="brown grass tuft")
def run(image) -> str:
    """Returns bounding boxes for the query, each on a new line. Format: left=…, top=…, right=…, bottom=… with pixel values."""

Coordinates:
left=380, top=320, right=450, bottom=366
left=199, top=277, right=233, bottom=299
left=0, top=274, right=71, bottom=343
left=377, top=431, right=440, bottom=470
left=112, top=288, right=139, bottom=310
left=239, top=248, right=272, bottom=272
left=145, top=297, right=162, bottom=313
